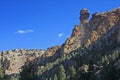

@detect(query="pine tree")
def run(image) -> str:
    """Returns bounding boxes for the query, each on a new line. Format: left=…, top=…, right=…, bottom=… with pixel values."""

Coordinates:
left=58, top=65, right=66, bottom=80
left=19, top=62, right=37, bottom=80
left=0, top=65, right=5, bottom=79
left=69, top=65, right=76, bottom=80
left=54, top=74, right=58, bottom=80
left=101, top=56, right=105, bottom=64
left=112, top=53, right=116, bottom=61
left=49, top=77, right=52, bottom=80
left=37, top=66, right=42, bottom=78
left=0, top=56, right=5, bottom=80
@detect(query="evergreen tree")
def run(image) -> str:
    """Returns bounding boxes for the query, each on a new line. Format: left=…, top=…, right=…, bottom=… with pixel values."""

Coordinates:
left=19, top=62, right=37, bottom=80
left=58, top=65, right=66, bottom=80
left=0, top=56, right=5, bottom=80
left=111, top=53, right=116, bottom=61
left=101, top=56, right=105, bottom=64
left=49, top=77, right=52, bottom=80
left=0, top=65, right=5, bottom=79
left=37, top=66, right=42, bottom=79
left=54, top=74, right=58, bottom=80
left=69, top=65, right=76, bottom=80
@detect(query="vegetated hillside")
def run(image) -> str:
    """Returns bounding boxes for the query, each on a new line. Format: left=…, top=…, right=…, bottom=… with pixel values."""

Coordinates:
left=0, top=49, right=45, bottom=75
left=0, top=7, right=120, bottom=80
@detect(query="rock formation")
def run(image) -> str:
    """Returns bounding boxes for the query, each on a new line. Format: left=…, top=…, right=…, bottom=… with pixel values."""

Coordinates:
left=80, top=9, right=90, bottom=26
left=85, top=8, right=120, bottom=47
left=61, top=9, right=90, bottom=55
left=45, top=46, right=60, bottom=57
left=61, top=25, right=81, bottom=56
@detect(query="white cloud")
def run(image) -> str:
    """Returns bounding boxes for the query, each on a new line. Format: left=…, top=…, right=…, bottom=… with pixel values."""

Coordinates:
left=58, top=33, right=64, bottom=38
left=16, top=29, right=34, bottom=34
left=17, top=30, right=26, bottom=34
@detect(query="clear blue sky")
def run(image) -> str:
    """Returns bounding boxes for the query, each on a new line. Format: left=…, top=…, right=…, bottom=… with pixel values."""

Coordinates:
left=0, top=0, right=120, bottom=51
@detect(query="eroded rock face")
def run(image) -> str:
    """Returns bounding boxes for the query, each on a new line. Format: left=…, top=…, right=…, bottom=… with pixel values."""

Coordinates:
left=71, top=25, right=81, bottom=37
left=42, top=25, right=81, bottom=58
left=85, top=8, right=120, bottom=47
left=0, top=49, right=45, bottom=75
left=61, top=25, right=81, bottom=56
left=60, top=8, right=120, bottom=55
left=42, top=25, right=81, bottom=57
left=45, top=46, right=60, bottom=57
left=90, top=10, right=120, bottom=30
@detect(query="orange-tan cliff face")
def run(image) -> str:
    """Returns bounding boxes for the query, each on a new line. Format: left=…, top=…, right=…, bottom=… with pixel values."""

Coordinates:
left=86, top=8, right=120, bottom=47
left=61, top=25, right=81, bottom=55
left=45, top=46, right=60, bottom=57
left=61, top=9, right=91, bottom=55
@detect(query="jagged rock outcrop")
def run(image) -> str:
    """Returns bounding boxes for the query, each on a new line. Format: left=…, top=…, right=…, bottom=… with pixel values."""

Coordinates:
left=85, top=8, right=120, bottom=47
left=61, top=25, right=81, bottom=55
left=45, top=46, right=60, bottom=57
left=61, top=9, right=90, bottom=55
left=42, top=25, right=81, bottom=57
left=71, top=25, right=81, bottom=37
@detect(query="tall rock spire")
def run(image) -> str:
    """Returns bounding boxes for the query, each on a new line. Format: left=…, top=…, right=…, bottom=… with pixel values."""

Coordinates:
left=79, top=9, right=90, bottom=47
left=80, top=9, right=90, bottom=26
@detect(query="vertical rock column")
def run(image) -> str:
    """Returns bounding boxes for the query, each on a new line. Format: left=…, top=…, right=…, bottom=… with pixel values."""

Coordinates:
left=80, top=9, right=90, bottom=26
left=79, top=9, right=90, bottom=47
